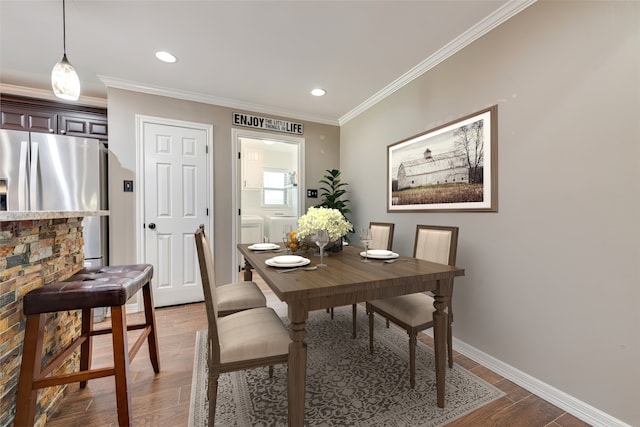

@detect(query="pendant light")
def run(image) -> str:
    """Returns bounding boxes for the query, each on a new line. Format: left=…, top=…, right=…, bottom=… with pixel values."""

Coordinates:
left=51, top=0, right=80, bottom=100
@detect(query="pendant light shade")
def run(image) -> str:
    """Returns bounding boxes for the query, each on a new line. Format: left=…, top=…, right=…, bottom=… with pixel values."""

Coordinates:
left=52, top=0, right=80, bottom=101
left=52, top=54, right=80, bottom=100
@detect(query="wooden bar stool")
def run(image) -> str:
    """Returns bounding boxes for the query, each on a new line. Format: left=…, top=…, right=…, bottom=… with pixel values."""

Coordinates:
left=15, top=264, right=160, bottom=427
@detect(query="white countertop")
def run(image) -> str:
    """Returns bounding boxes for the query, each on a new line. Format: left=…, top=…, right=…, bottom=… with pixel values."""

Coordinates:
left=0, top=210, right=110, bottom=222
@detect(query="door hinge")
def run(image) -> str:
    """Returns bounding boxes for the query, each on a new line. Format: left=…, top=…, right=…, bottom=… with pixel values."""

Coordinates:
left=206, top=145, right=209, bottom=154
left=238, top=208, right=241, bottom=216
left=206, top=208, right=209, bottom=216
left=238, top=152, right=241, bottom=159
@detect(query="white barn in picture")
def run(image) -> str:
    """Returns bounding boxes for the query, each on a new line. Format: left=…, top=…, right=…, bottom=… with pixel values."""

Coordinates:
left=396, top=148, right=469, bottom=190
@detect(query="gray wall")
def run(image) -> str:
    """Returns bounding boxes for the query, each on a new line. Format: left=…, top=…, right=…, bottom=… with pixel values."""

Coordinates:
left=106, top=88, right=339, bottom=286
left=341, top=1, right=639, bottom=425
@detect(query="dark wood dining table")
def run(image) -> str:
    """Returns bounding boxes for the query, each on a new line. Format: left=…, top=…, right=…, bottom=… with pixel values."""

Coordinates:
left=238, top=243, right=465, bottom=427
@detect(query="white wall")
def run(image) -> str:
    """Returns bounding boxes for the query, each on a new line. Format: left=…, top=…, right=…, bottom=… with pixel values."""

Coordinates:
left=340, top=1, right=639, bottom=425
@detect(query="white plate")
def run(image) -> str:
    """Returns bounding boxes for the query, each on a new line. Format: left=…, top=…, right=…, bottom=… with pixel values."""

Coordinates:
left=360, top=250, right=399, bottom=260
left=270, top=255, right=304, bottom=265
left=266, top=257, right=311, bottom=268
left=248, top=243, right=280, bottom=251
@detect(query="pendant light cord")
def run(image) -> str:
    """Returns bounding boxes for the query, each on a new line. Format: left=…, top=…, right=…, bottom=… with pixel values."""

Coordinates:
left=62, top=0, right=67, bottom=55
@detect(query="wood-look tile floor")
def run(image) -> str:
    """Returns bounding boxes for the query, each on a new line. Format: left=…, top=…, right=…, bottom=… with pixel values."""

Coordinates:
left=45, top=277, right=592, bottom=427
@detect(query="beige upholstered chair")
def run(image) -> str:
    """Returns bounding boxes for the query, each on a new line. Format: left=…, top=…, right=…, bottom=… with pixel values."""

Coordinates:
left=196, top=224, right=266, bottom=316
left=195, top=226, right=291, bottom=426
left=367, top=225, right=459, bottom=388
left=369, top=222, right=395, bottom=250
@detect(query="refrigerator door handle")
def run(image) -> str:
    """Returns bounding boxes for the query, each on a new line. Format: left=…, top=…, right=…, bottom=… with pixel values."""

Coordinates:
left=29, top=141, right=39, bottom=210
left=18, top=140, right=30, bottom=211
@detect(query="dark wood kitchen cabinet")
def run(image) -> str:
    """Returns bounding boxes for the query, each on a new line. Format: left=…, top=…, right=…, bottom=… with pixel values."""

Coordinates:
left=0, top=94, right=108, bottom=143
left=0, top=103, right=58, bottom=134
left=58, top=112, right=108, bottom=139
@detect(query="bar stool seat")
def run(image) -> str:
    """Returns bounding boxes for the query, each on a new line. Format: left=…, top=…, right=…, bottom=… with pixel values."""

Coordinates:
left=15, top=264, right=160, bottom=427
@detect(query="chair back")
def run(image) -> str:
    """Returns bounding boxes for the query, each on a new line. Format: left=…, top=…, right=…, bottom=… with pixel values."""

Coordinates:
left=413, top=225, right=458, bottom=265
left=369, top=222, right=395, bottom=250
left=194, top=224, right=222, bottom=365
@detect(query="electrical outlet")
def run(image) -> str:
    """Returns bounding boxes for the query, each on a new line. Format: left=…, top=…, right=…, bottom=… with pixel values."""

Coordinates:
left=307, top=189, right=318, bottom=198
left=124, top=180, right=134, bottom=192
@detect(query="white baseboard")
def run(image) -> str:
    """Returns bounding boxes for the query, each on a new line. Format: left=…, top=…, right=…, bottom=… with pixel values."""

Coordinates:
left=443, top=334, right=631, bottom=427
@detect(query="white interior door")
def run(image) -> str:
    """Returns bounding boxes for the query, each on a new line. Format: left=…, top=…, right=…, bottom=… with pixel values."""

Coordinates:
left=142, top=120, right=209, bottom=307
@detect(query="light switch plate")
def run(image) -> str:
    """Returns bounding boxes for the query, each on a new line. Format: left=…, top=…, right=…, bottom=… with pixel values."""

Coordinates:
left=124, top=180, right=134, bottom=192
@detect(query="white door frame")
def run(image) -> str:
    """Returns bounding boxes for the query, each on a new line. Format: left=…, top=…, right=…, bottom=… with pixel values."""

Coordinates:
left=231, top=128, right=305, bottom=278
left=135, top=114, right=214, bottom=309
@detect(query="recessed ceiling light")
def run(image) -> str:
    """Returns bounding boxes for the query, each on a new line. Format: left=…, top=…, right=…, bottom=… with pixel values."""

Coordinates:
left=311, top=88, right=326, bottom=97
left=155, top=51, right=177, bottom=63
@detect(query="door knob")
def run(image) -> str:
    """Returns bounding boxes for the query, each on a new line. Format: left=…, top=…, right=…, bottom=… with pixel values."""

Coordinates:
left=148, top=223, right=156, bottom=230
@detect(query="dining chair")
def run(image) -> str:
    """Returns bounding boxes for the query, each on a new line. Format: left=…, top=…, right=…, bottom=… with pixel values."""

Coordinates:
left=194, top=226, right=291, bottom=426
left=366, top=224, right=459, bottom=388
left=329, top=221, right=396, bottom=338
left=196, top=224, right=267, bottom=316
left=369, top=222, right=395, bottom=250
left=366, top=221, right=396, bottom=329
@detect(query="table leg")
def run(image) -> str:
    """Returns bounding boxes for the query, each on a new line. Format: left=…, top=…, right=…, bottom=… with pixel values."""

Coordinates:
left=288, top=305, right=308, bottom=427
left=433, top=280, right=449, bottom=408
left=243, top=259, right=253, bottom=281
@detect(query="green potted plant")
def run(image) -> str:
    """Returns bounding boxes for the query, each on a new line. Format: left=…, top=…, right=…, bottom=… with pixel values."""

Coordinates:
left=316, top=169, right=353, bottom=247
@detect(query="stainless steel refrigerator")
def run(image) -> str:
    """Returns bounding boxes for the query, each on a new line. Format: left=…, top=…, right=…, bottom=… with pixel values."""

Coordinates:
left=0, top=129, right=108, bottom=267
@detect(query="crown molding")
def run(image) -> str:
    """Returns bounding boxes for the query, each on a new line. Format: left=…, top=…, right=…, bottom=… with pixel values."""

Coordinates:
left=98, top=76, right=339, bottom=127
left=0, top=83, right=107, bottom=108
left=338, top=0, right=538, bottom=126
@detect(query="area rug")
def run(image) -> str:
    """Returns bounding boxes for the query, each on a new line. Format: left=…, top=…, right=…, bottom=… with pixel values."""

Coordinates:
left=188, top=306, right=504, bottom=426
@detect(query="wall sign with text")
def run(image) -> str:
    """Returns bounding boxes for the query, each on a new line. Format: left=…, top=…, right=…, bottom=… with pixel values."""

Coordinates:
left=232, top=113, right=304, bottom=135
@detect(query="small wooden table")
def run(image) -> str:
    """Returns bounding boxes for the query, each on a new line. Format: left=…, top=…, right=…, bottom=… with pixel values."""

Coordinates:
left=238, top=244, right=465, bottom=427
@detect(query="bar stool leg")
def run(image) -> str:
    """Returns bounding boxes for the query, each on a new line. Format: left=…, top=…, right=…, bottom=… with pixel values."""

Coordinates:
left=110, top=305, right=132, bottom=426
left=142, top=282, right=160, bottom=373
left=15, top=313, right=45, bottom=427
left=79, top=308, right=93, bottom=388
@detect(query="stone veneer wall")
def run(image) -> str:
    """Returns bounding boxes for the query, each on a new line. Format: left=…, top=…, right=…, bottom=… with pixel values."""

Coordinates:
left=0, top=217, right=84, bottom=427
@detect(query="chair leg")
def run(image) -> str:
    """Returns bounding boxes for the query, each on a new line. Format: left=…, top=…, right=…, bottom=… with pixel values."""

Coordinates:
left=80, top=308, right=93, bottom=388
left=142, top=281, right=161, bottom=373
left=368, top=305, right=374, bottom=353
left=409, top=331, right=417, bottom=389
left=15, top=313, right=45, bottom=427
left=447, top=319, right=454, bottom=369
left=208, top=369, right=220, bottom=427
left=110, top=305, right=132, bottom=427
left=352, top=304, right=357, bottom=339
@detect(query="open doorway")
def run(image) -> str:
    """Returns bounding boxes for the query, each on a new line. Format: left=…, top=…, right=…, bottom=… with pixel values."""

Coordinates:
left=231, top=128, right=305, bottom=274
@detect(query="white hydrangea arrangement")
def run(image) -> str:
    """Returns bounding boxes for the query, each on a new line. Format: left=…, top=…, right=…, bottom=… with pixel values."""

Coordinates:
left=296, top=207, right=352, bottom=242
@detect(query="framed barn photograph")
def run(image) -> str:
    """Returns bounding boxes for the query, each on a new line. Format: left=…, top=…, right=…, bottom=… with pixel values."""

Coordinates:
left=387, top=105, right=498, bottom=212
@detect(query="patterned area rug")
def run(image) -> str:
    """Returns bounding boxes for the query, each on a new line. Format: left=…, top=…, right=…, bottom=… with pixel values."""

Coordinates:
left=189, top=306, right=504, bottom=426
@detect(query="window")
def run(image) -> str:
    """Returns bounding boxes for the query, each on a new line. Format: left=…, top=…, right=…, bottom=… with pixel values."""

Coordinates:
left=263, top=170, right=289, bottom=206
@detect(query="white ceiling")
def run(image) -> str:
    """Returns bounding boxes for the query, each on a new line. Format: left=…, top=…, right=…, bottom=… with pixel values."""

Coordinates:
left=0, top=1, right=534, bottom=125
